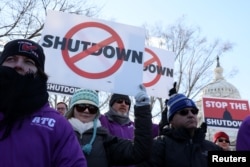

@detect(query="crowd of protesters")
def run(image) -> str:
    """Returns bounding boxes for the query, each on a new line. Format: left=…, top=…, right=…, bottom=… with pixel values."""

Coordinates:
left=1, top=38, right=249, bottom=167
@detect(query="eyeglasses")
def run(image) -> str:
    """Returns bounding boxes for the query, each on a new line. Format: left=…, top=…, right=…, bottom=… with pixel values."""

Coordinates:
left=218, top=139, right=230, bottom=143
left=115, top=99, right=130, bottom=105
left=177, top=109, right=199, bottom=116
left=75, top=104, right=98, bottom=114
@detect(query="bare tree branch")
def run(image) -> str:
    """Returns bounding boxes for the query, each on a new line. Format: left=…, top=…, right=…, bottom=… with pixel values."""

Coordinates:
left=144, top=17, right=234, bottom=118
left=0, top=0, right=101, bottom=40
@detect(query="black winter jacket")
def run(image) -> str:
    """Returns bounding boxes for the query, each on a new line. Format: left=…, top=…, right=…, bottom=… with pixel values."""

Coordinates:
left=138, top=126, right=222, bottom=167
left=75, top=105, right=152, bottom=167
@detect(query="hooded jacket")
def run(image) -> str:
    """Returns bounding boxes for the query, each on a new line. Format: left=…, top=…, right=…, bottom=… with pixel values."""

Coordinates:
left=0, top=103, right=87, bottom=167
left=0, top=66, right=86, bottom=167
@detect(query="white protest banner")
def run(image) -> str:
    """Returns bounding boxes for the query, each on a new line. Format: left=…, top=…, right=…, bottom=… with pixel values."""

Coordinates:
left=143, top=46, right=175, bottom=98
left=40, top=10, right=145, bottom=96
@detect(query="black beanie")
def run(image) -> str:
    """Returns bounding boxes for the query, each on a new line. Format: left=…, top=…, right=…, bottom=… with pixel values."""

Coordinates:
left=109, top=94, right=131, bottom=108
left=0, top=39, right=45, bottom=71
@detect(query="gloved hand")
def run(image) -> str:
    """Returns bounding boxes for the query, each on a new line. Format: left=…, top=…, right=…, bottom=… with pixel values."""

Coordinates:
left=159, top=106, right=169, bottom=135
left=135, top=84, right=150, bottom=106
left=200, top=122, right=207, bottom=133
left=168, top=82, right=177, bottom=97
left=165, top=82, right=177, bottom=106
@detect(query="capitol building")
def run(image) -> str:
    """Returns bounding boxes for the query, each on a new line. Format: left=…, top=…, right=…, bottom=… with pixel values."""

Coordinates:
left=196, top=56, right=243, bottom=150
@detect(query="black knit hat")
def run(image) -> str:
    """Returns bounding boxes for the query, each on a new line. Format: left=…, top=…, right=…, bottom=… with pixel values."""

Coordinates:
left=109, top=93, right=131, bottom=109
left=0, top=39, right=45, bottom=71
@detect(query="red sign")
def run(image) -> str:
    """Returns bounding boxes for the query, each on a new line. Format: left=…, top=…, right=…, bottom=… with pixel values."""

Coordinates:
left=202, top=97, right=250, bottom=128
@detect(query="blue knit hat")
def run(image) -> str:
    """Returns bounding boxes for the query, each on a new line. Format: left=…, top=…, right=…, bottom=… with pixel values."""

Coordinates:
left=167, top=94, right=198, bottom=122
left=69, top=89, right=99, bottom=109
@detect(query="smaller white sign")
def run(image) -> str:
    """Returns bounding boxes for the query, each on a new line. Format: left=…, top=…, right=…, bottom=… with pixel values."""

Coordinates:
left=143, top=46, right=175, bottom=98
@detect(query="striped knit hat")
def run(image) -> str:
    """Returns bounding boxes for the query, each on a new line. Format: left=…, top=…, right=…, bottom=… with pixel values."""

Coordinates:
left=69, top=89, right=99, bottom=109
left=167, top=93, right=198, bottom=122
left=66, top=89, right=99, bottom=118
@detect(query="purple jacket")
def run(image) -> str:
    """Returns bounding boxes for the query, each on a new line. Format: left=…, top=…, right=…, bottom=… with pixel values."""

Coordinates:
left=0, top=103, right=87, bottom=167
left=236, top=115, right=250, bottom=150
left=99, top=115, right=159, bottom=139
left=99, top=114, right=134, bottom=139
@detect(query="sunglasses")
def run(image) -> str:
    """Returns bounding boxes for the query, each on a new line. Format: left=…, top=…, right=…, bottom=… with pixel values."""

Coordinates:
left=57, top=107, right=66, bottom=110
left=218, top=139, right=230, bottom=143
left=75, top=104, right=98, bottom=114
left=177, top=109, right=199, bottom=116
left=115, top=99, right=130, bottom=105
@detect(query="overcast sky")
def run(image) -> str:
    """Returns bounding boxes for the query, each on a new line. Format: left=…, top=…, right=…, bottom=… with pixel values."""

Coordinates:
left=94, top=0, right=250, bottom=102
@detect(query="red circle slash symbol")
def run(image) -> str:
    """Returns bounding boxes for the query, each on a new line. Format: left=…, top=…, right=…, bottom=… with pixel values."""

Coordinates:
left=144, top=48, right=162, bottom=87
left=62, top=22, right=125, bottom=79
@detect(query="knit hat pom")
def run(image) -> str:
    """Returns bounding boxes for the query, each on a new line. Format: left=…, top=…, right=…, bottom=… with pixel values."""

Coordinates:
left=82, top=144, right=93, bottom=155
left=82, top=118, right=98, bottom=155
left=167, top=93, right=198, bottom=122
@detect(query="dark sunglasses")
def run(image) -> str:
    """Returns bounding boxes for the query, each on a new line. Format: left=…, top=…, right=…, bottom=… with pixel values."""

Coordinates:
left=57, top=107, right=66, bottom=110
left=75, top=104, right=98, bottom=114
left=218, top=139, right=230, bottom=143
left=115, top=99, right=130, bottom=105
left=177, top=109, right=198, bottom=116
